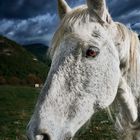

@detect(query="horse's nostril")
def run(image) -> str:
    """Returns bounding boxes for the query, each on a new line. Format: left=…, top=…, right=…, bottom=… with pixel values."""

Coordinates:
left=42, top=133, right=50, bottom=140
left=36, top=134, right=50, bottom=140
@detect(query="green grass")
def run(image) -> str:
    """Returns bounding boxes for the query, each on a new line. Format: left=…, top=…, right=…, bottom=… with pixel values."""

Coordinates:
left=74, top=111, right=118, bottom=140
left=0, top=86, right=39, bottom=140
left=0, top=86, right=118, bottom=140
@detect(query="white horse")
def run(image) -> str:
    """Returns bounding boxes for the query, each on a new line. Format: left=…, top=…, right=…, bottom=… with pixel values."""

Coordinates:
left=27, top=0, right=140, bottom=140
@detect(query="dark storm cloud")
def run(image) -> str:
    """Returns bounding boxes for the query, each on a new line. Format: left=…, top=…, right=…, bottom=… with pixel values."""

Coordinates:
left=0, top=0, right=85, bottom=45
left=0, top=0, right=84, bottom=19
left=0, top=13, right=57, bottom=44
left=0, top=0, right=59, bottom=44
left=0, top=0, right=140, bottom=45
left=0, top=0, right=53, bottom=19
left=107, top=0, right=140, bottom=35
left=108, top=0, right=140, bottom=18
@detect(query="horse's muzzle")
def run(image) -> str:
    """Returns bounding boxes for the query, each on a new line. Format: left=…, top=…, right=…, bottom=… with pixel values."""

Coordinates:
left=35, top=134, right=50, bottom=140
left=27, top=134, right=50, bottom=140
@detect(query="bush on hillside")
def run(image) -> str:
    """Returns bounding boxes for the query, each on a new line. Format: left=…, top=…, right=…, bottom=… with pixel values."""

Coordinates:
left=0, top=76, right=6, bottom=85
left=26, top=74, right=42, bottom=86
left=8, top=76, right=21, bottom=85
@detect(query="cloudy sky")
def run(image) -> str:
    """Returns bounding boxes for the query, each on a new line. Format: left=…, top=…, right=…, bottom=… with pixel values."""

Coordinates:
left=0, top=0, right=140, bottom=45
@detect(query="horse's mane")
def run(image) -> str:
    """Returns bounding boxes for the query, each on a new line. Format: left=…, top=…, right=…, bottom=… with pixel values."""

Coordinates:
left=49, top=6, right=87, bottom=58
left=116, top=22, right=140, bottom=100
left=111, top=23, right=140, bottom=134
left=116, top=23, right=139, bottom=75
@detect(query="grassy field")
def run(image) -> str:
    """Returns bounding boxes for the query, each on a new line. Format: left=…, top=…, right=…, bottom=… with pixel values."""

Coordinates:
left=0, top=86, right=118, bottom=140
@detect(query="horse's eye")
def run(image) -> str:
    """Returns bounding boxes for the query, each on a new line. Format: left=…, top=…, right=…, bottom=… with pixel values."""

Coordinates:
left=86, top=47, right=100, bottom=58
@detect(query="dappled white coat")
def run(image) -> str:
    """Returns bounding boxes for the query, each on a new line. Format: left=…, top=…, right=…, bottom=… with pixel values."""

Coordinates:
left=27, top=0, right=140, bottom=140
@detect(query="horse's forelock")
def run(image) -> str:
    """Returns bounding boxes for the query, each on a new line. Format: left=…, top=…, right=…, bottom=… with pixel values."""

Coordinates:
left=48, top=5, right=109, bottom=59
left=48, top=6, right=88, bottom=58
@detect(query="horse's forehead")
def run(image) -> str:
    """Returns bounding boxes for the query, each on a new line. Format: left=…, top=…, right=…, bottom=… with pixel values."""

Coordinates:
left=74, top=23, right=102, bottom=36
left=61, top=21, right=105, bottom=44
left=51, top=10, right=107, bottom=58
left=51, top=23, right=106, bottom=58
left=71, top=18, right=102, bottom=31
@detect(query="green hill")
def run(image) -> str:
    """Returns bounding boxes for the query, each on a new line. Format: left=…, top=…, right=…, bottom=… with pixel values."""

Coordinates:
left=0, top=36, right=50, bottom=85
left=22, top=43, right=49, bottom=63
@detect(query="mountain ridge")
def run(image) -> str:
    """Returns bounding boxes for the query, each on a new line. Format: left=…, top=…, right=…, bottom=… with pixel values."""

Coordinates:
left=0, top=35, right=50, bottom=85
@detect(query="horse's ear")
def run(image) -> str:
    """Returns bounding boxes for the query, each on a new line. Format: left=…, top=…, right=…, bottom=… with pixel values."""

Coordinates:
left=58, top=0, right=71, bottom=19
left=86, top=0, right=106, bottom=16
left=87, top=0, right=108, bottom=19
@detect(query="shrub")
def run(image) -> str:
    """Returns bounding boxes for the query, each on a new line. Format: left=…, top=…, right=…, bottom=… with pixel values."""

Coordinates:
left=8, top=76, right=20, bottom=85
left=26, top=74, right=43, bottom=86
left=0, top=76, right=6, bottom=85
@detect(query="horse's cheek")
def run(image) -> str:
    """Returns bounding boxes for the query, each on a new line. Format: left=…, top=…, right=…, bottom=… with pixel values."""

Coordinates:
left=85, top=52, right=120, bottom=109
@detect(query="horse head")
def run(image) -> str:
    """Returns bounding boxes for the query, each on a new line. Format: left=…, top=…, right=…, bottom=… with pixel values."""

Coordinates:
left=27, top=0, right=139, bottom=140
